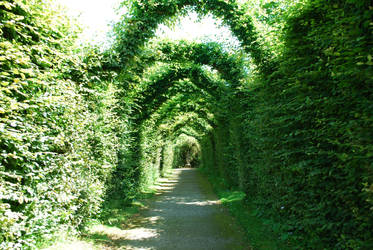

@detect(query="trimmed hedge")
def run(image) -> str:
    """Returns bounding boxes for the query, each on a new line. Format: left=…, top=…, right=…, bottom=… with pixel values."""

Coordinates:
left=238, top=0, right=373, bottom=248
left=116, top=0, right=372, bottom=248
left=0, top=1, right=125, bottom=248
left=1, top=0, right=372, bottom=249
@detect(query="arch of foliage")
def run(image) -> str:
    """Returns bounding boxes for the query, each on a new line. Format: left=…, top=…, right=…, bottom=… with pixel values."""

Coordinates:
left=170, top=134, right=201, bottom=168
left=115, top=1, right=373, bottom=248
left=121, top=39, right=247, bottom=147
left=142, top=102, right=214, bottom=177
left=152, top=91, right=216, bottom=131
left=111, top=61, right=223, bottom=195
left=1, top=0, right=372, bottom=249
left=113, top=0, right=272, bottom=72
left=130, top=63, right=227, bottom=121
left=111, top=38, right=248, bottom=194
left=123, top=40, right=247, bottom=89
left=140, top=108, right=213, bottom=181
left=144, top=87, right=217, bottom=142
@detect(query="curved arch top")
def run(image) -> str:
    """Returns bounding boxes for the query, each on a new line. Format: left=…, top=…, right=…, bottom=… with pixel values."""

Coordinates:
left=131, top=63, right=226, bottom=122
left=153, top=92, right=216, bottom=128
left=115, top=0, right=272, bottom=72
left=138, top=40, right=247, bottom=89
left=156, top=111, right=214, bottom=140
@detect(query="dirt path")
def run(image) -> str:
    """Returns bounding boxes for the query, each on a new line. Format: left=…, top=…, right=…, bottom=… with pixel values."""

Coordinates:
left=77, top=168, right=248, bottom=250
left=100, top=168, right=248, bottom=250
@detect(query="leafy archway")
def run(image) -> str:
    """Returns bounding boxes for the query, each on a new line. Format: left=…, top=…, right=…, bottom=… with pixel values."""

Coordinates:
left=125, top=40, right=247, bottom=89
left=114, top=0, right=273, bottom=72
left=130, top=63, right=227, bottom=121
left=111, top=61, right=223, bottom=193
left=2, top=0, right=371, bottom=248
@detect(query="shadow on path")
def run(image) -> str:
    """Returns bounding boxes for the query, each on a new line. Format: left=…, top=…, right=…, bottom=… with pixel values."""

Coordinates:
left=88, top=169, right=249, bottom=250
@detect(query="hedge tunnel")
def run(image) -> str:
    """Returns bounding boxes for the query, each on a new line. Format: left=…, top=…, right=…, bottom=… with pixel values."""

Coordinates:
left=1, top=0, right=372, bottom=249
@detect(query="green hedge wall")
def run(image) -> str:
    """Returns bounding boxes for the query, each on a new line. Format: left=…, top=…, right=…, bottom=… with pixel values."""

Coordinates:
left=237, top=0, right=373, bottom=248
left=197, top=0, right=372, bottom=248
left=1, top=0, right=372, bottom=249
left=0, top=1, right=125, bottom=248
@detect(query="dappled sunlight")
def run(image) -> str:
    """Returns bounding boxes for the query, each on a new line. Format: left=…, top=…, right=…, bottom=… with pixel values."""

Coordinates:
left=153, top=185, right=175, bottom=193
left=176, top=200, right=220, bottom=206
left=44, top=170, right=242, bottom=250
left=90, top=224, right=160, bottom=241
left=88, top=168, right=246, bottom=249
left=44, top=241, right=96, bottom=250
left=150, top=172, right=182, bottom=194
left=82, top=169, right=246, bottom=249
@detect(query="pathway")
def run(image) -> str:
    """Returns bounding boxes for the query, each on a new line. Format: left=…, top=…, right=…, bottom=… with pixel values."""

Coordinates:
left=96, top=168, right=249, bottom=250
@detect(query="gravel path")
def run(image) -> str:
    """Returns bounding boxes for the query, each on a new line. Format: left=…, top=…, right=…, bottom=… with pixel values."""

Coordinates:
left=117, top=168, right=249, bottom=250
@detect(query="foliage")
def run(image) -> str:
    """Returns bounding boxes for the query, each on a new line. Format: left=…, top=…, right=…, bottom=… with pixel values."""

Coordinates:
left=238, top=0, right=373, bottom=248
left=0, top=1, right=125, bottom=248
left=112, top=0, right=273, bottom=72
left=111, top=0, right=373, bottom=248
left=1, top=0, right=372, bottom=249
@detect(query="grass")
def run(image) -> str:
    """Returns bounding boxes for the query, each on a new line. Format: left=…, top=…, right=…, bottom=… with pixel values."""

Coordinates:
left=199, top=168, right=288, bottom=250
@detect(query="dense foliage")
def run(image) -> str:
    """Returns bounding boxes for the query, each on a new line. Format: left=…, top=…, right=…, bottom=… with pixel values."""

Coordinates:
left=0, top=1, right=126, bottom=248
left=1, top=0, right=372, bottom=249
left=239, top=1, right=373, bottom=247
left=111, top=0, right=373, bottom=248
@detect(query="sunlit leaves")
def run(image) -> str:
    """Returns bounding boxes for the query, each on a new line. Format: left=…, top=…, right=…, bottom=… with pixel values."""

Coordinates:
left=1, top=0, right=124, bottom=248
